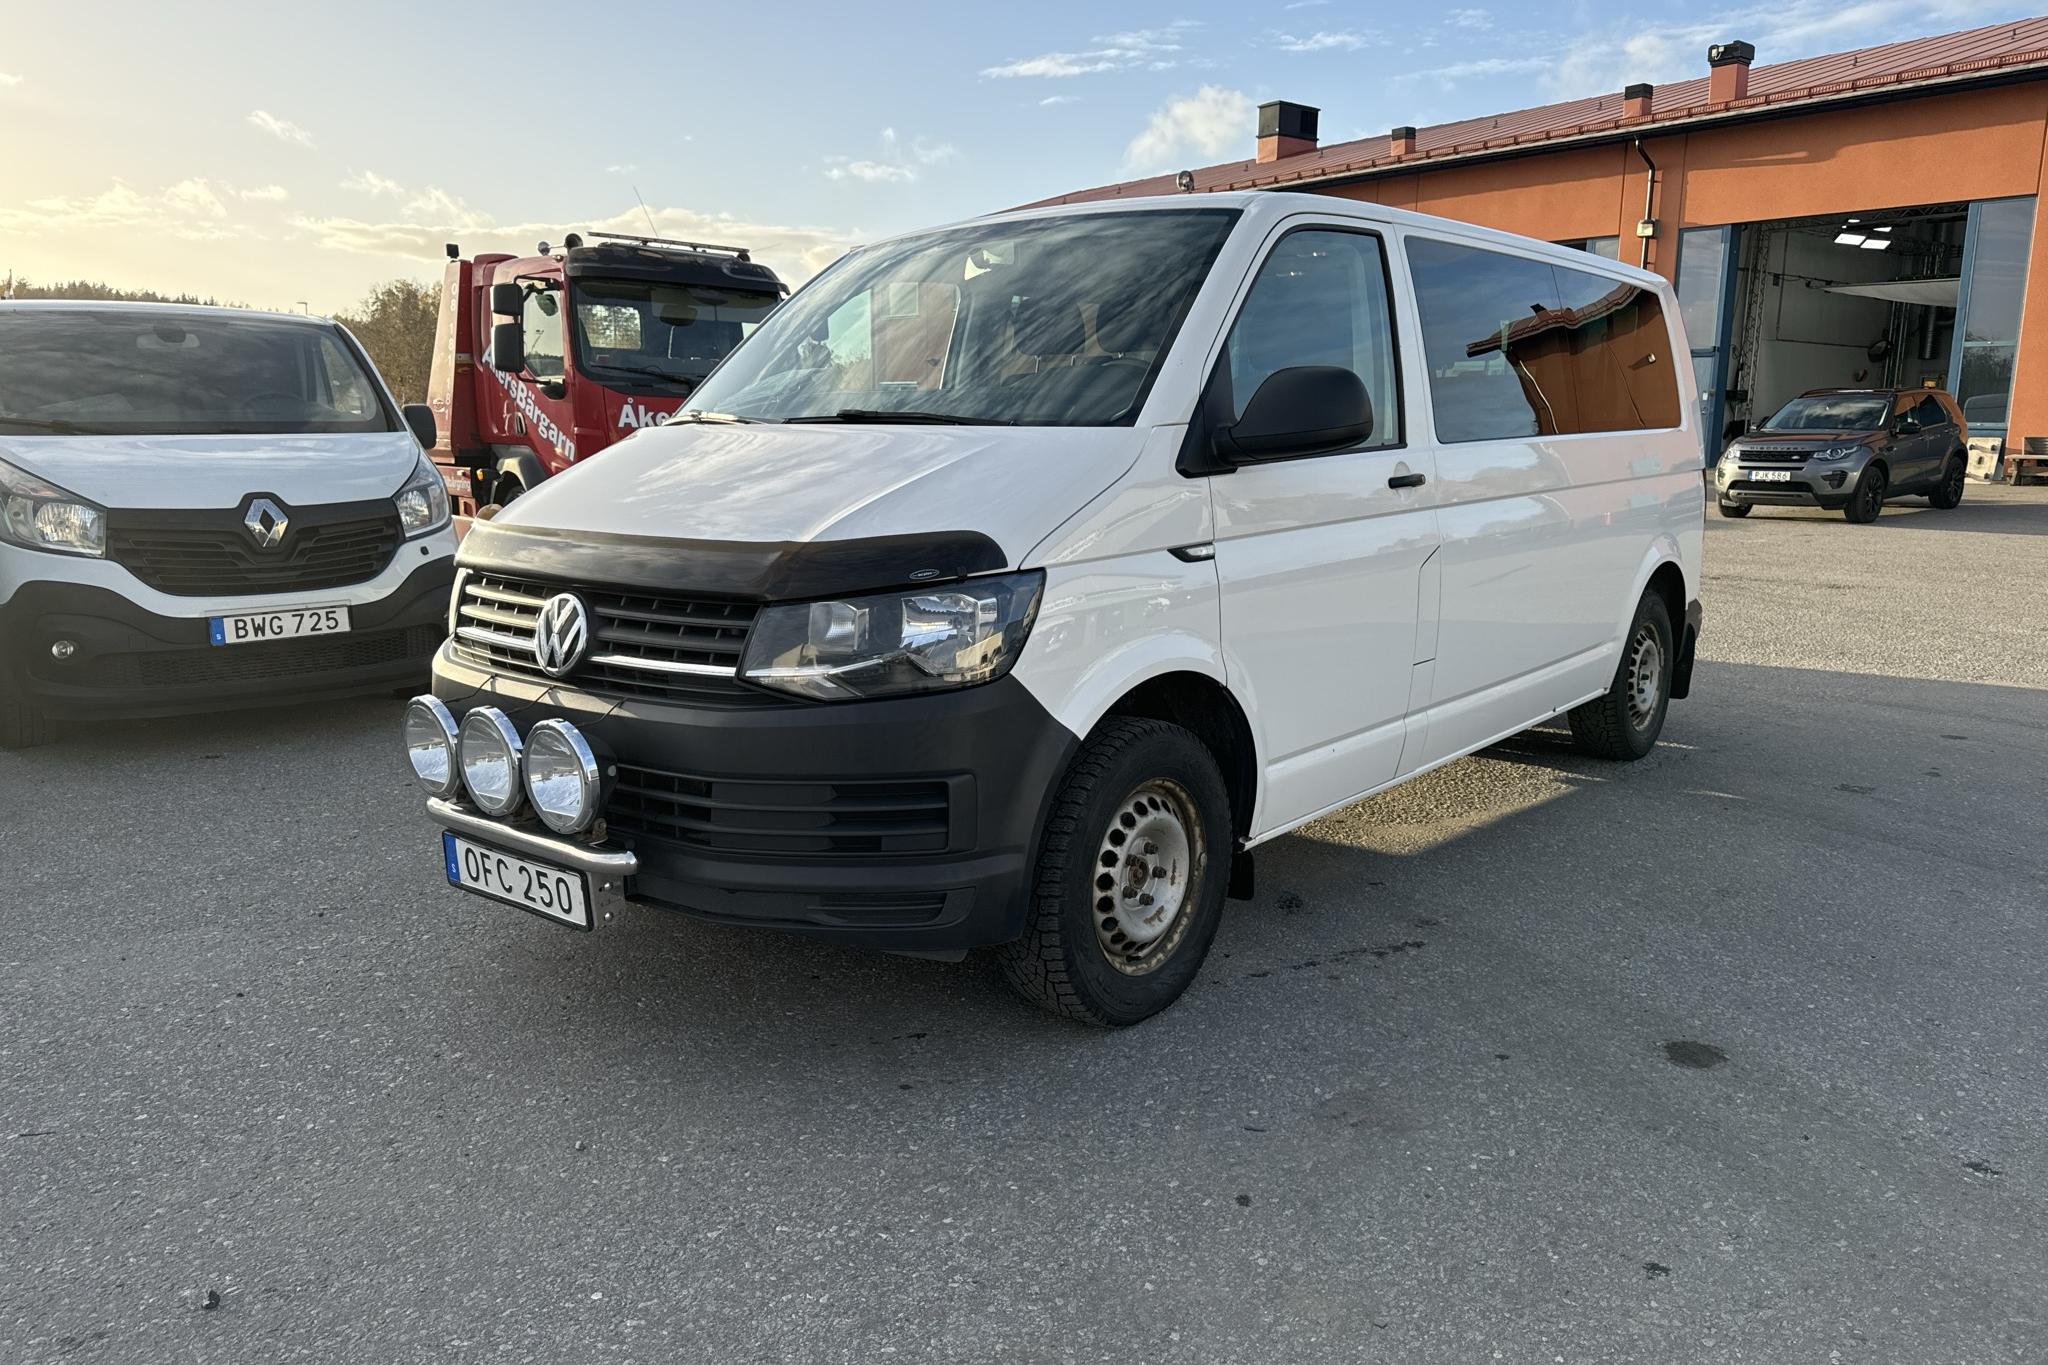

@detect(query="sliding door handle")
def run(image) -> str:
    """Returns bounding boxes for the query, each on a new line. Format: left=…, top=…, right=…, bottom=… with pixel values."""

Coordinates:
left=1387, top=471, right=1427, bottom=489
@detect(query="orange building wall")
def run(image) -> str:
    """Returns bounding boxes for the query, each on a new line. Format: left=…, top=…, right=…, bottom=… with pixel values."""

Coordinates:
left=1308, top=81, right=2048, bottom=444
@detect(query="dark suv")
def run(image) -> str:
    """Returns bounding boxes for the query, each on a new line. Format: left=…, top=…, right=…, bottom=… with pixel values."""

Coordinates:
left=1713, top=388, right=1969, bottom=522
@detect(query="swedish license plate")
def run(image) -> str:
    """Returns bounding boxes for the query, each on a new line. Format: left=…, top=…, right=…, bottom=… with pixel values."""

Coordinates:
left=442, top=832, right=592, bottom=930
left=1750, top=470, right=1794, bottom=483
left=208, top=605, right=351, bottom=645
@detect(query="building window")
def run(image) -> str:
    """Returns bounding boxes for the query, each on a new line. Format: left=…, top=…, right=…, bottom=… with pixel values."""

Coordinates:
left=1565, top=237, right=1621, bottom=260
left=1954, top=196, right=2035, bottom=432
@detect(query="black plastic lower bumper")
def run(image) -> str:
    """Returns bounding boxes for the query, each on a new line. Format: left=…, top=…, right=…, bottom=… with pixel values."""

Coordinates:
left=1, top=555, right=454, bottom=719
left=430, top=648, right=1080, bottom=953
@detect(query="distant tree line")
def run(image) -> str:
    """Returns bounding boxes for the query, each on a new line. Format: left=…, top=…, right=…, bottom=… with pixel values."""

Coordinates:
left=1, top=273, right=442, bottom=405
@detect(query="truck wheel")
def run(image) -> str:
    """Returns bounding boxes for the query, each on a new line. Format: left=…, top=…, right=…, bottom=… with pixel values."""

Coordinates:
left=1843, top=464, right=1887, bottom=523
left=494, top=476, right=526, bottom=506
left=0, top=676, right=55, bottom=750
left=1927, top=456, right=1966, bottom=510
left=998, top=717, right=1232, bottom=1027
left=1568, top=593, right=1673, bottom=762
left=1716, top=499, right=1750, bottom=518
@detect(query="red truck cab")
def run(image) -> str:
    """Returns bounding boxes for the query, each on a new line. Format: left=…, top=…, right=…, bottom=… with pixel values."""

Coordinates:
left=425, top=232, right=785, bottom=512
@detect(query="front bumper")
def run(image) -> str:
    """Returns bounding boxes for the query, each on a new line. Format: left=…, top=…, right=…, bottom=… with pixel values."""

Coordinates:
left=427, top=647, right=1079, bottom=953
left=0, top=555, right=455, bottom=719
left=1715, top=462, right=1859, bottom=508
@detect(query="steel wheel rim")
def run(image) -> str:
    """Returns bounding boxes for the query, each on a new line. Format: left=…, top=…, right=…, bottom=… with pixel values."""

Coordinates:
left=1626, top=625, right=1664, bottom=730
left=1091, top=778, right=1204, bottom=976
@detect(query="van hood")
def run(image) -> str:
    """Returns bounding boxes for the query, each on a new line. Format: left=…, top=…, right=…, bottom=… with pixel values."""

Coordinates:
left=0, top=432, right=423, bottom=509
left=498, top=420, right=1144, bottom=564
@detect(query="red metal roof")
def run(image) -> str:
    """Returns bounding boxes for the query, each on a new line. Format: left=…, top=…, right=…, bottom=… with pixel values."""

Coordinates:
left=1032, top=16, right=2048, bottom=206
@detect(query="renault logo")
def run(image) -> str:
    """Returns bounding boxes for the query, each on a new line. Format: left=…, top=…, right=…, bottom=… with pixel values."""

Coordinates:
left=243, top=497, right=289, bottom=550
left=532, top=593, right=591, bottom=678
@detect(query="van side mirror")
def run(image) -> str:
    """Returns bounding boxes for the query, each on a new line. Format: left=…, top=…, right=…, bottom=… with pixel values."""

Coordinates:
left=1215, top=366, right=1373, bottom=463
left=401, top=403, right=437, bottom=449
left=490, top=281, right=524, bottom=317
left=490, top=321, right=526, bottom=374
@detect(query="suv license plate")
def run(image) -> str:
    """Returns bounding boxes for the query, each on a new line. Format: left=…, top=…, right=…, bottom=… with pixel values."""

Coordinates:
left=442, top=832, right=592, bottom=930
left=1750, top=470, right=1794, bottom=483
left=209, top=606, right=351, bottom=645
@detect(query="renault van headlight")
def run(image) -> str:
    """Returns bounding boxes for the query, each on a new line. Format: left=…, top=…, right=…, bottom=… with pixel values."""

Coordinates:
left=740, top=571, right=1043, bottom=701
left=0, top=455, right=105, bottom=557
left=394, top=453, right=451, bottom=537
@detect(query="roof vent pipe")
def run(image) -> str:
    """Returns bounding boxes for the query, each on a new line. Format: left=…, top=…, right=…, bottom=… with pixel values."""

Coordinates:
left=1256, top=101, right=1320, bottom=163
left=1390, top=125, right=1418, bottom=157
left=1708, top=40, right=1755, bottom=102
left=1623, top=83, right=1654, bottom=119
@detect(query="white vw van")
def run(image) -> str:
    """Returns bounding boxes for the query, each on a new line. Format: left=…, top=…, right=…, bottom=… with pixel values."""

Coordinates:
left=403, top=193, right=1703, bottom=1025
left=0, top=302, right=456, bottom=747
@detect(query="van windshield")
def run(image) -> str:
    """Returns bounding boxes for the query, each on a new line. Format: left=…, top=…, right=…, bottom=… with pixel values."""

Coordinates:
left=0, top=310, right=398, bottom=437
left=684, top=209, right=1240, bottom=426
left=572, top=280, right=781, bottom=392
left=1761, top=394, right=1890, bottom=432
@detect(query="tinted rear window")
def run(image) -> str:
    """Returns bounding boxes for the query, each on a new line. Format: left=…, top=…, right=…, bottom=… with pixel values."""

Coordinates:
left=1405, top=237, right=1681, bottom=443
left=0, top=310, right=397, bottom=436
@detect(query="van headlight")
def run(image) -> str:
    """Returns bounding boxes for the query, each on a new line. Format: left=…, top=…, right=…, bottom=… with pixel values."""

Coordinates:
left=403, top=695, right=462, bottom=797
left=523, top=719, right=602, bottom=834
left=394, top=453, right=451, bottom=538
left=458, top=707, right=525, bottom=816
left=0, top=455, right=105, bottom=557
left=739, top=571, right=1043, bottom=701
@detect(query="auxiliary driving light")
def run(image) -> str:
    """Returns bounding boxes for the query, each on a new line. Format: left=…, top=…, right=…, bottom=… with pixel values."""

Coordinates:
left=522, top=718, right=602, bottom=834
left=403, top=695, right=462, bottom=798
left=457, top=706, right=525, bottom=816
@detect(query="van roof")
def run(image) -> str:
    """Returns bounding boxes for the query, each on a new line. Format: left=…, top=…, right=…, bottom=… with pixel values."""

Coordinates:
left=931, top=191, right=1667, bottom=287
left=0, top=299, right=331, bottom=325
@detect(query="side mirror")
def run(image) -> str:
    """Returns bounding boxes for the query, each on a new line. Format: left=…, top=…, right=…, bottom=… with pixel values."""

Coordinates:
left=1215, top=366, right=1373, bottom=463
left=1895, top=415, right=1921, bottom=435
left=401, top=403, right=437, bottom=449
left=490, top=320, right=526, bottom=374
left=490, top=281, right=524, bottom=317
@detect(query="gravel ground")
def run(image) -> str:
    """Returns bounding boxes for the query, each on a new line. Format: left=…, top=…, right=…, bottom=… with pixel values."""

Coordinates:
left=4, top=484, right=2045, bottom=1364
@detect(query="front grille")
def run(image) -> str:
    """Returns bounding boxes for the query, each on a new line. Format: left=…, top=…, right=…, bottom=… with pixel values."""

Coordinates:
left=1735, top=447, right=1814, bottom=464
left=83, top=625, right=440, bottom=689
left=607, top=766, right=953, bottom=858
left=450, top=572, right=771, bottom=706
left=1728, top=478, right=1815, bottom=494
left=109, top=511, right=402, bottom=597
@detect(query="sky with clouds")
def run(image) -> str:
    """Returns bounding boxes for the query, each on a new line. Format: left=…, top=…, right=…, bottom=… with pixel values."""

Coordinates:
left=0, top=0, right=2037, bottom=312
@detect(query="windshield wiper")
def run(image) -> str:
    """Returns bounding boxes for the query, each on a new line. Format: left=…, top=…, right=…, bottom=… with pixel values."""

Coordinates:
left=0, top=416, right=83, bottom=434
left=782, top=408, right=1013, bottom=426
left=673, top=409, right=756, bottom=424
left=591, top=362, right=700, bottom=390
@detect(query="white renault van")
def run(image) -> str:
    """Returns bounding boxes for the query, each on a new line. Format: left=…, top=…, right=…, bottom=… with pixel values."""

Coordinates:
left=402, top=193, right=1703, bottom=1025
left=0, top=302, right=456, bottom=747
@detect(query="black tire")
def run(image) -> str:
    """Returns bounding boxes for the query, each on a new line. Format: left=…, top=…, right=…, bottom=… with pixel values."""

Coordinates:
left=1843, top=463, right=1887, bottom=523
left=997, top=717, right=1232, bottom=1027
left=1716, top=499, right=1751, bottom=518
left=494, top=475, right=526, bottom=506
left=0, top=675, right=55, bottom=750
left=1568, top=593, right=1674, bottom=761
left=1927, top=456, right=1966, bottom=510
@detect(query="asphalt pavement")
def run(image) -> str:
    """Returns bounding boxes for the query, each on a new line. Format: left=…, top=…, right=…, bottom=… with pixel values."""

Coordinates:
left=5, top=485, right=2046, bottom=1364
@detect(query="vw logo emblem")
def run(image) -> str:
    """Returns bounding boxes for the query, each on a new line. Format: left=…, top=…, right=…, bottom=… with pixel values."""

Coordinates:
left=532, top=593, right=590, bottom=678
left=243, top=497, right=289, bottom=550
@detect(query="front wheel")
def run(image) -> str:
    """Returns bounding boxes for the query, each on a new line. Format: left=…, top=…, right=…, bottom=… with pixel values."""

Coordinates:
left=997, top=717, right=1232, bottom=1027
left=0, top=674, right=55, bottom=750
left=1928, top=456, right=1966, bottom=510
left=1568, top=593, right=1674, bottom=761
left=1844, top=464, right=1887, bottom=523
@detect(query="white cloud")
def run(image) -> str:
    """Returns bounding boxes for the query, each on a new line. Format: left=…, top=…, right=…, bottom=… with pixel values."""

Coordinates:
left=823, top=131, right=955, bottom=185
left=1448, top=8, right=1493, bottom=29
left=238, top=184, right=290, bottom=202
left=0, top=73, right=22, bottom=88
left=826, top=160, right=915, bottom=183
left=1274, top=29, right=1368, bottom=52
left=0, top=178, right=251, bottom=242
left=341, top=170, right=404, bottom=198
left=245, top=109, right=314, bottom=148
left=285, top=202, right=858, bottom=285
left=1040, top=94, right=1082, bottom=106
left=983, top=21, right=1198, bottom=78
left=1405, top=54, right=1550, bottom=82
left=1283, top=0, right=1329, bottom=7
left=605, top=164, right=637, bottom=174
left=1124, top=85, right=1256, bottom=173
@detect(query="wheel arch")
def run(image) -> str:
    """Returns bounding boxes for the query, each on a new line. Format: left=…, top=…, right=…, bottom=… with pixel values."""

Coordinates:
left=1100, top=670, right=1259, bottom=843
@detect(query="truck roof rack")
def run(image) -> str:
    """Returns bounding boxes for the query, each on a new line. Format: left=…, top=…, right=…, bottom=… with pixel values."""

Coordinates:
left=579, top=231, right=752, bottom=262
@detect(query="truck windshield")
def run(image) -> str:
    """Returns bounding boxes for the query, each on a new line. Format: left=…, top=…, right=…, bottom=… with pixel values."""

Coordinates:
left=684, top=208, right=1240, bottom=426
left=0, top=310, right=397, bottom=436
left=572, top=280, right=780, bottom=392
left=1761, top=395, right=1890, bottom=431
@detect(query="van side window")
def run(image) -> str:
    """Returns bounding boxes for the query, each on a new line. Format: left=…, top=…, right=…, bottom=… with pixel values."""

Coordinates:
left=1224, top=229, right=1401, bottom=447
left=1406, top=237, right=1681, bottom=442
left=522, top=287, right=565, bottom=380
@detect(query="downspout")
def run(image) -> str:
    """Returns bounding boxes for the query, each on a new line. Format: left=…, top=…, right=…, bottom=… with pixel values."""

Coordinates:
left=1633, top=137, right=1657, bottom=270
